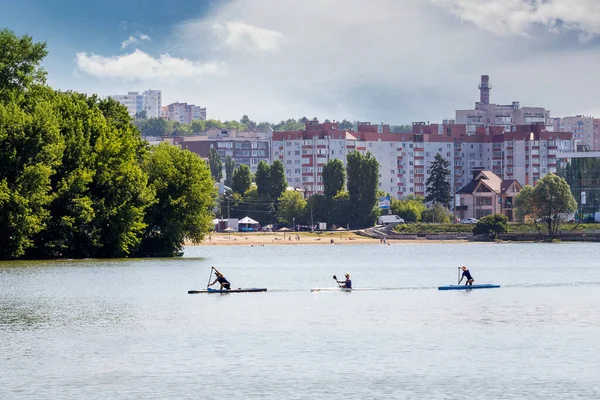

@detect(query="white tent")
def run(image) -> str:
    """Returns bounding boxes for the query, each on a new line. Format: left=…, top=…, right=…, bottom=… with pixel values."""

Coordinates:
left=239, top=216, right=259, bottom=225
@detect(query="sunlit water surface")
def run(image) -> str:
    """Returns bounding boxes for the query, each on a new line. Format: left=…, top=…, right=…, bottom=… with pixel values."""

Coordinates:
left=1, top=243, right=600, bottom=399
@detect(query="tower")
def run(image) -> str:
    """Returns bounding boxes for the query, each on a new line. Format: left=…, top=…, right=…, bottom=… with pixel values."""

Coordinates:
left=478, top=75, right=491, bottom=105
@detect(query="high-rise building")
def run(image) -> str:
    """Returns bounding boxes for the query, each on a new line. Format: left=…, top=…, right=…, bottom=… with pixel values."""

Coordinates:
left=456, top=75, right=551, bottom=134
left=553, top=115, right=594, bottom=149
left=109, top=89, right=162, bottom=119
left=162, top=102, right=207, bottom=124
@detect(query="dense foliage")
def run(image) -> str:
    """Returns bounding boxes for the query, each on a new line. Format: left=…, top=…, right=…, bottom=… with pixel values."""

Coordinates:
left=473, top=214, right=508, bottom=239
left=514, top=174, right=577, bottom=239
left=390, top=195, right=427, bottom=222
left=0, top=29, right=215, bottom=259
left=322, top=159, right=345, bottom=199
left=346, top=151, right=379, bottom=228
left=208, top=147, right=223, bottom=182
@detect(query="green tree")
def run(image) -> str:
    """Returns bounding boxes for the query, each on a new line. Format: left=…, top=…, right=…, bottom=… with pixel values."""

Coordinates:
left=224, top=156, right=236, bottom=187
left=137, top=143, right=215, bottom=256
left=531, top=173, right=577, bottom=239
left=473, top=214, right=508, bottom=239
left=208, top=147, right=223, bottom=182
left=390, top=125, right=412, bottom=133
left=135, top=110, right=147, bottom=119
left=421, top=203, right=451, bottom=223
left=322, top=159, right=346, bottom=199
left=277, top=190, right=307, bottom=226
left=328, top=191, right=352, bottom=227
left=338, top=120, right=354, bottom=131
left=231, top=164, right=251, bottom=195
left=255, top=161, right=270, bottom=196
left=0, top=99, right=60, bottom=258
left=240, top=114, right=257, bottom=130
left=190, top=119, right=206, bottom=133
left=514, top=185, right=534, bottom=223
left=425, top=153, right=452, bottom=208
left=346, top=151, right=379, bottom=228
left=391, top=195, right=426, bottom=222
left=307, top=194, right=328, bottom=227
left=269, top=160, right=288, bottom=200
left=138, top=117, right=168, bottom=136
left=0, top=28, right=48, bottom=101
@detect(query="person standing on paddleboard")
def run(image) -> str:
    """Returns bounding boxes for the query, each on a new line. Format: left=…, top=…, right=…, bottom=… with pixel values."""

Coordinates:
left=458, top=266, right=474, bottom=286
left=337, top=273, right=352, bottom=289
left=208, top=267, right=231, bottom=290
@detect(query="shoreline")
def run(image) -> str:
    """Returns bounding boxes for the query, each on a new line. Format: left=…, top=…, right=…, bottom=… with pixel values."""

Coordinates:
left=185, top=232, right=472, bottom=246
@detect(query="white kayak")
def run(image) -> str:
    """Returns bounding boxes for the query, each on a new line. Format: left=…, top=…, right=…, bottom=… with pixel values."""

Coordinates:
left=310, top=287, right=376, bottom=292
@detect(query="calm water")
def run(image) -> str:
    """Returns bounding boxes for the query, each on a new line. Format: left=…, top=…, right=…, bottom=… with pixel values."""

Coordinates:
left=1, top=243, right=600, bottom=399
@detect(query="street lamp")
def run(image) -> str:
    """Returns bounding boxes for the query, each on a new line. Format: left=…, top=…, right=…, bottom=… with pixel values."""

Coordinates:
left=293, top=217, right=296, bottom=231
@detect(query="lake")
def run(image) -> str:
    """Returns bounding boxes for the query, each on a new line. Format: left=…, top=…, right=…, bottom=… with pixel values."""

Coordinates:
left=1, top=243, right=600, bottom=399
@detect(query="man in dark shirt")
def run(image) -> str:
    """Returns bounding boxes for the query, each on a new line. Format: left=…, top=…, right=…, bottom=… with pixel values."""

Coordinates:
left=337, top=273, right=352, bottom=289
left=459, top=266, right=474, bottom=286
left=208, top=268, right=231, bottom=290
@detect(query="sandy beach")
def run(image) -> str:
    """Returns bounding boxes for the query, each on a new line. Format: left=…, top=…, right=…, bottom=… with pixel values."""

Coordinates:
left=185, top=231, right=469, bottom=246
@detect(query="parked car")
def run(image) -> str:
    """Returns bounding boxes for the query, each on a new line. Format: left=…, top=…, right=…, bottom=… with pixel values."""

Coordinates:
left=460, top=218, right=478, bottom=224
left=377, top=215, right=405, bottom=226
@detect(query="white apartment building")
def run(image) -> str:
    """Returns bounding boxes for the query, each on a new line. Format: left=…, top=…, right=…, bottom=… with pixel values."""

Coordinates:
left=109, top=89, right=162, bottom=119
left=553, top=115, right=594, bottom=149
left=162, top=102, right=207, bottom=124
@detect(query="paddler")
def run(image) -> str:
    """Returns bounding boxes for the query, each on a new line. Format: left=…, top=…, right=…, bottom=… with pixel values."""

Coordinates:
left=458, top=266, right=474, bottom=286
left=337, top=273, right=352, bottom=289
left=208, top=267, right=231, bottom=290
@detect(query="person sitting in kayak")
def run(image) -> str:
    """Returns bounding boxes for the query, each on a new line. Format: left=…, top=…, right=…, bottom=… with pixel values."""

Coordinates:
left=337, top=273, right=352, bottom=289
left=459, top=266, right=474, bottom=286
left=208, top=268, right=231, bottom=290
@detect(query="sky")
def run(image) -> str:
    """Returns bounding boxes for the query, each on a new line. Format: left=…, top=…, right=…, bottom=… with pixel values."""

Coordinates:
left=3, top=0, right=600, bottom=124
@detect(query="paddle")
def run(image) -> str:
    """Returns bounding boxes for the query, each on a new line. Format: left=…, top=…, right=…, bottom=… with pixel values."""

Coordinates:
left=207, top=266, right=215, bottom=289
left=457, top=267, right=460, bottom=285
left=333, top=275, right=342, bottom=288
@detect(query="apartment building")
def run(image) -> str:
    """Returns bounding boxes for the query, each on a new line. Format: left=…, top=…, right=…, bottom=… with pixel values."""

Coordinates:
left=178, top=129, right=271, bottom=174
left=455, top=75, right=551, bottom=134
left=552, top=115, right=595, bottom=150
left=162, top=102, right=207, bottom=124
left=109, top=89, right=162, bottom=119
left=272, top=119, right=574, bottom=199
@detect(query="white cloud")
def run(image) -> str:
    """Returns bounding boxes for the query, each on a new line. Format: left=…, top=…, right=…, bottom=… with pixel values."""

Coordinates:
left=433, top=0, right=600, bottom=41
left=121, top=33, right=151, bottom=49
left=212, top=21, right=284, bottom=54
left=76, top=49, right=227, bottom=81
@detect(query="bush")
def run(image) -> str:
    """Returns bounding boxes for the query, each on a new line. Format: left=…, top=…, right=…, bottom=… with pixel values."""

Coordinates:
left=473, top=214, right=508, bottom=239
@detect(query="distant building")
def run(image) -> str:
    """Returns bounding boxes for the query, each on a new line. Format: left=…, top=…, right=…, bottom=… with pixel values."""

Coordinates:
left=162, top=102, right=207, bottom=124
left=109, top=90, right=162, bottom=119
left=456, top=170, right=522, bottom=221
left=179, top=129, right=271, bottom=173
left=455, top=75, right=551, bottom=134
left=552, top=115, right=594, bottom=150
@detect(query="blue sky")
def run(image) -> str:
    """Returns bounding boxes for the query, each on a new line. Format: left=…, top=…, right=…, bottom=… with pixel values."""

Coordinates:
left=3, top=0, right=600, bottom=123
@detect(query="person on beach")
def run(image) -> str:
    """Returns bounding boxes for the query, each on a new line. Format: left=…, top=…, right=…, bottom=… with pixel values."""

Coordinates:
left=208, top=267, right=231, bottom=290
left=337, top=273, right=352, bottom=289
left=458, top=266, right=474, bottom=286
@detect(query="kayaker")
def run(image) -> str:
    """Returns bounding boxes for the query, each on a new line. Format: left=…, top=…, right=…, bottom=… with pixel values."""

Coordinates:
left=458, top=266, right=474, bottom=286
left=208, top=268, right=231, bottom=290
left=337, top=273, right=352, bottom=289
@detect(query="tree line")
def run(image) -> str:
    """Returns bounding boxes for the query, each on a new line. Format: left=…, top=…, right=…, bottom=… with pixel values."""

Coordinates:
left=0, top=28, right=216, bottom=259
left=134, top=114, right=412, bottom=137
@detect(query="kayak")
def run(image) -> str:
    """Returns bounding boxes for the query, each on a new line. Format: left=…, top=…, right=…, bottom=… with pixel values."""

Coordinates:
left=438, top=284, right=500, bottom=291
left=310, top=287, right=376, bottom=292
left=188, top=288, right=267, bottom=294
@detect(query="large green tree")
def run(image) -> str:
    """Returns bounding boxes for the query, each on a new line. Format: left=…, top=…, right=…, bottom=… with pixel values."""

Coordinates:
left=425, top=153, right=451, bottom=208
left=137, top=143, right=215, bottom=256
left=531, top=173, right=577, bottom=239
left=208, top=147, right=223, bottom=182
left=346, top=151, right=379, bottom=228
left=231, top=164, right=251, bottom=195
left=269, top=160, right=288, bottom=201
left=322, top=159, right=346, bottom=199
left=255, top=161, right=270, bottom=196
left=224, top=156, right=236, bottom=187
left=0, top=28, right=48, bottom=101
left=277, top=190, right=306, bottom=226
left=390, top=195, right=427, bottom=222
left=514, top=185, right=534, bottom=223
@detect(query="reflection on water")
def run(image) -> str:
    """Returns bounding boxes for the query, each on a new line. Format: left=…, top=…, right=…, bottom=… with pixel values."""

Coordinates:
left=1, top=243, right=600, bottom=399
